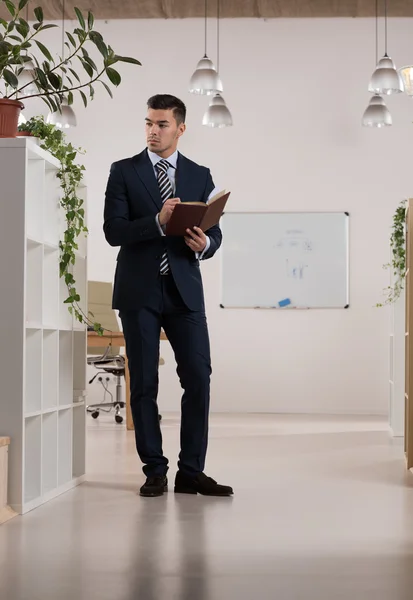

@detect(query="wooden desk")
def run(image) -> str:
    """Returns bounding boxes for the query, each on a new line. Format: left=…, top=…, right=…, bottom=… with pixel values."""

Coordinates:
left=87, top=330, right=168, bottom=430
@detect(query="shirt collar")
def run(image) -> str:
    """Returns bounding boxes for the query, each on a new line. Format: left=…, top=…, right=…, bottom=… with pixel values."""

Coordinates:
left=147, top=149, right=178, bottom=169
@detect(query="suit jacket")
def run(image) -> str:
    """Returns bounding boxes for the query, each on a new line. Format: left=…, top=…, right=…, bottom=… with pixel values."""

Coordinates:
left=103, top=148, right=222, bottom=311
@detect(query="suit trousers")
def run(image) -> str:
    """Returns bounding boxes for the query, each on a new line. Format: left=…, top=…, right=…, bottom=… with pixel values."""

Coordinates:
left=119, top=273, right=212, bottom=478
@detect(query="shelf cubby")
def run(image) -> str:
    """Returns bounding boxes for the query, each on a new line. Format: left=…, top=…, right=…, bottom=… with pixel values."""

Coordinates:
left=42, top=412, right=58, bottom=495
left=43, top=246, right=59, bottom=328
left=42, top=329, right=58, bottom=410
left=58, top=408, right=73, bottom=486
left=59, top=331, right=73, bottom=407
left=43, top=168, right=60, bottom=247
left=26, top=240, right=43, bottom=327
left=25, top=329, right=42, bottom=415
left=26, top=157, right=45, bottom=242
left=24, top=415, right=42, bottom=503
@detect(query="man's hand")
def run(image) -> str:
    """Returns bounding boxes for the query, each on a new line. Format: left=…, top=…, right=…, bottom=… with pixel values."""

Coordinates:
left=159, top=198, right=181, bottom=226
left=185, top=226, right=207, bottom=253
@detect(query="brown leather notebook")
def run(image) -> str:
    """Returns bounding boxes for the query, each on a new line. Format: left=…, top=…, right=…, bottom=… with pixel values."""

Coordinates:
left=165, top=190, right=231, bottom=236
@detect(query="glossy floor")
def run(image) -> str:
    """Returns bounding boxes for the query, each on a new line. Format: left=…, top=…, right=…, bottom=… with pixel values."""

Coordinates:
left=0, top=413, right=413, bottom=600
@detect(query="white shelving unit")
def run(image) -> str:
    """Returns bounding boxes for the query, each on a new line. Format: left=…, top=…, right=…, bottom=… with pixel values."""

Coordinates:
left=0, top=138, right=87, bottom=514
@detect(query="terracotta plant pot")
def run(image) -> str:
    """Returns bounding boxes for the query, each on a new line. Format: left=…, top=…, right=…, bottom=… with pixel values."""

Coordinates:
left=0, top=98, right=24, bottom=138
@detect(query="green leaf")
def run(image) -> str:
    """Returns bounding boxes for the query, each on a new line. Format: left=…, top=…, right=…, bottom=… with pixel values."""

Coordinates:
left=100, top=80, right=113, bottom=98
left=48, top=96, right=58, bottom=112
left=78, top=57, right=93, bottom=78
left=0, top=41, right=10, bottom=55
left=0, top=18, right=8, bottom=28
left=35, top=40, right=54, bottom=62
left=66, top=31, right=76, bottom=47
left=79, top=89, right=87, bottom=107
left=68, top=67, right=81, bottom=83
left=34, top=66, right=49, bottom=88
left=89, top=31, right=107, bottom=58
left=87, top=10, right=94, bottom=30
left=33, top=6, right=43, bottom=22
left=89, top=83, right=94, bottom=99
left=15, top=24, right=28, bottom=38
left=73, top=27, right=86, bottom=42
left=106, top=67, right=121, bottom=86
left=114, top=55, right=142, bottom=66
left=67, top=91, right=74, bottom=105
left=8, top=34, right=22, bottom=41
left=83, top=55, right=97, bottom=72
left=37, top=24, right=58, bottom=31
left=18, top=0, right=29, bottom=10
left=4, top=1, right=16, bottom=18
left=47, top=71, right=61, bottom=90
left=3, top=68, right=18, bottom=88
left=74, top=7, right=86, bottom=30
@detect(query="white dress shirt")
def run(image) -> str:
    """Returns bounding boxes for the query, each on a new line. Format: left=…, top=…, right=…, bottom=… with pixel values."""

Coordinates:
left=147, top=149, right=216, bottom=259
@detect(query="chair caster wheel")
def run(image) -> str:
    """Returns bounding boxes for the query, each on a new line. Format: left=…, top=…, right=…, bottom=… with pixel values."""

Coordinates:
left=115, top=415, right=123, bottom=424
left=91, top=411, right=99, bottom=419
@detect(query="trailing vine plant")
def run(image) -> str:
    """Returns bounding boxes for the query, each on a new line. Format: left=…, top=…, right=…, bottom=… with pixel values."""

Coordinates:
left=377, top=200, right=407, bottom=307
left=18, top=115, right=103, bottom=334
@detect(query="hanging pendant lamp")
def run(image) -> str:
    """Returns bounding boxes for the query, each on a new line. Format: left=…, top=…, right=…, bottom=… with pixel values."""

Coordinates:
left=188, top=0, right=222, bottom=95
left=202, top=0, right=233, bottom=127
left=398, top=65, right=413, bottom=96
left=368, top=0, right=403, bottom=95
left=362, top=94, right=392, bottom=127
left=203, top=93, right=233, bottom=127
left=47, top=0, right=77, bottom=128
left=48, top=98, right=77, bottom=129
left=363, top=0, right=392, bottom=127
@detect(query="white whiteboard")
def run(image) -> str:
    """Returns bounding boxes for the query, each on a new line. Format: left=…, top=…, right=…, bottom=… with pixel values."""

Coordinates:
left=220, top=212, right=349, bottom=309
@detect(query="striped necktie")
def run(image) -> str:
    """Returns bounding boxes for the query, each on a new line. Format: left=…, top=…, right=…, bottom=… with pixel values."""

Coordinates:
left=155, top=159, right=173, bottom=275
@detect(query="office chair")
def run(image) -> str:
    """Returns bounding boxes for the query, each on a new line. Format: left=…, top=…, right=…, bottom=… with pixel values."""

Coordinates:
left=86, top=281, right=127, bottom=423
left=86, top=281, right=164, bottom=424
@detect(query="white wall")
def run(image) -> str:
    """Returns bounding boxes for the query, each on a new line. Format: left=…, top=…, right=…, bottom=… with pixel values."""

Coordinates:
left=24, top=17, right=413, bottom=414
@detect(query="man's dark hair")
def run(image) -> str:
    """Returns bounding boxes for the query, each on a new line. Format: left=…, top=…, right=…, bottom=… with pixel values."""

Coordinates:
left=147, top=94, right=186, bottom=125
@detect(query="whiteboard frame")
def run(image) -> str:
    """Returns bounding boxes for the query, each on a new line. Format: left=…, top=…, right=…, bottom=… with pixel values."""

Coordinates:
left=219, top=211, right=350, bottom=310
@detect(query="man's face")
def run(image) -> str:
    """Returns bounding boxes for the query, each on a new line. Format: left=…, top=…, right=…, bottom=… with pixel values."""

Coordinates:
left=145, top=108, right=185, bottom=158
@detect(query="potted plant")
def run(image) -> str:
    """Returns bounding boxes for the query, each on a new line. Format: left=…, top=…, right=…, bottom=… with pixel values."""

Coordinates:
left=0, top=0, right=141, bottom=137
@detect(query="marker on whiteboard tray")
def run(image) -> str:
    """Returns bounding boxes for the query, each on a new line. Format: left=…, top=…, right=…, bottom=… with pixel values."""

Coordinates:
left=277, top=298, right=291, bottom=308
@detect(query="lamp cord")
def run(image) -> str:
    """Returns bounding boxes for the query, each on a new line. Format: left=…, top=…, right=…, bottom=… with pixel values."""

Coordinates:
left=375, top=0, right=378, bottom=64
left=62, top=0, right=65, bottom=60
left=204, top=0, right=207, bottom=56
left=217, top=0, right=220, bottom=73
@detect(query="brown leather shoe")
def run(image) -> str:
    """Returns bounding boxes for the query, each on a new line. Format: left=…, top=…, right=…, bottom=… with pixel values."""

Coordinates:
left=174, top=471, right=233, bottom=496
left=140, top=475, right=168, bottom=497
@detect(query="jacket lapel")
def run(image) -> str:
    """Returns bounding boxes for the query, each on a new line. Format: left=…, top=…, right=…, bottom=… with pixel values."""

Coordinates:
left=132, top=149, right=163, bottom=211
left=175, top=152, right=189, bottom=201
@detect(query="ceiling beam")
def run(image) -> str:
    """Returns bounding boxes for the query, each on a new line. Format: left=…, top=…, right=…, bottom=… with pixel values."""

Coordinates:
left=1, top=0, right=413, bottom=20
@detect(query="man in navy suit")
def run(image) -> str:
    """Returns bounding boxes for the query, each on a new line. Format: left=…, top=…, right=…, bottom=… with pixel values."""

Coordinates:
left=104, top=94, right=233, bottom=497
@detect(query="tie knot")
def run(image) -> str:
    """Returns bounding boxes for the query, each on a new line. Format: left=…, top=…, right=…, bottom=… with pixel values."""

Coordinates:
left=156, top=159, right=170, bottom=174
